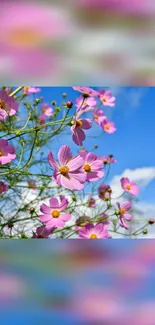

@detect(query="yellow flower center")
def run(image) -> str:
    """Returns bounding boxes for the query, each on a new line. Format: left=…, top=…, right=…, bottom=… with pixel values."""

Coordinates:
left=59, top=165, right=69, bottom=176
left=94, top=115, right=98, bottom=120
left=0, top=149, right=3, bottom=157
left=8, top=28, right=41, bottom=47
left=126, top=185, right=131, bottom=191
left=90, top=234, right=97, bottom=239
left=104, top=124, right=110, bottom=131
left=100, top=190, right=105, bottom=195
left=84, top=164, right=91, bottom=172
left=0, top=99, right=6, bottom=110
left=120, top=208, right=126, bottom=215
left=52, top=210, right=60, bottom=218
left=42, top=108, right=46, bottom=113
left=76, top=120, right=82, bottom=128
left=101, top=96, right=107, bottom=102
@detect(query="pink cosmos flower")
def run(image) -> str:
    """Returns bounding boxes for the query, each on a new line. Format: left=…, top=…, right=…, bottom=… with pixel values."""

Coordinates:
left=88, top=196, right=96, bottom=207
left=41, top=103, right=53, bottom=117
left=0, top=2, right=70, bottom=50
left=76, top=95, right=96, bottom=113
left=38, top=115, right=46, bottom=125
left=32, top=225, right=55, bottom=238
left=48, top=145, right=86, bottom=190
left=78, top=223, right=111, bottom=239
left=0, top=182, right=8, bottom=194
left=117, top=201, right=132, bottom=229
left=28, top=180, right=37, bottom=190
left=71, top=110, right=92, bottom=146
left=79, top=150, right=104, bottom=182
left=24, top=87, right=41, bottom=95
left=102, top=155, right=117, bottom=164
left=0, top=89, right=19, bottom=121
left=40, top=196, right=71, bottom=228
left=0, top=140, right=16, bottom=165
left=100, top=118, right=117, bottom=134
left=73, top=86, right=100, bottom=97
left=93, top=108, right=105, bottom=125
left=99, top=89, right=116, bottom=106
left=121, top=177, right=139, bottom=195
left=98, top=184, right=112, bottom=200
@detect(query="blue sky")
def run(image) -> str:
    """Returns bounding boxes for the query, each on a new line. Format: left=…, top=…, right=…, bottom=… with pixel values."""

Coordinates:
left=31, top=86, right=154, bottom=204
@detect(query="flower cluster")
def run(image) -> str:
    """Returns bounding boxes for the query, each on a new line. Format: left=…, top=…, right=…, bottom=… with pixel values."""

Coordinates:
left=0, top=86, right=145, bottom=239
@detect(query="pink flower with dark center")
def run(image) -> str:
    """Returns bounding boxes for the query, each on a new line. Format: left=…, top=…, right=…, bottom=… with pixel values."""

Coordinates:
left=73, top=86, right=100, bottom=97
left=99, top=89, right=116, bottom=107
left=24, top=87, right=41, bottom=95
left=0, top=182, right=8, bottom=194
left=88, top=196, right=96, bottom=207
left=78, top=223, right=111, bottom=239
left=93, top=108, right=105, bottom=125
left=40, top=195, right=71, bottom=228
left=117, top=201, right=132, bottom=229
left=79, top=150, right=104, bottom=182
left=32, top=225, right=55, bottom=238
left=102, top=155, right=117, bottom=164
left=100, top=118, right=116, bottom=134
left=76, top=95, right=96, bottom=113
left=98, top=184, right=112, bottom=200
left=41, top=103, right=53, bottom=117
left=71, top=110, right=92, bottom=146
left=121, top=177, right=139, bottom=195
left=48, top=145, right=86, bottom=190
left=0, top=89, right=19, bottom=121
left=0, top=140, right=16, bottom=165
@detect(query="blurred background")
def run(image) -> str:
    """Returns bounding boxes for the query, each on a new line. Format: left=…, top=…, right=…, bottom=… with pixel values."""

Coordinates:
left=1, top=0, right=155, bottom=85
left=0, top=240, right=155, bottom=324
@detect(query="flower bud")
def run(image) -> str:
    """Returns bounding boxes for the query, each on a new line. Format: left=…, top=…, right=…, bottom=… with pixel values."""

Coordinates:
left=62, top=93, right=67, bottom=98
left=148, top=218, right=155, bottom=225
left=115, top=210, right=120, bottom=216
left=143, top=229, right=148, bottom=235
left=76, top=216, right=90, bottom=227
left=66, top=100, right=73, bottom=109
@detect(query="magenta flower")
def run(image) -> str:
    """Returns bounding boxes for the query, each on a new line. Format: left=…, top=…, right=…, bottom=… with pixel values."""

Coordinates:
left=100, top=118, right=116, bottom=134
left=71, top=110, right=92, bottom=146
left=0, top=90, right=19, bottom=121
left=78, top=223, right=111, bottom=239
left=0, top=182, right=8, bottom=194
left=117, top=201, right=132, bottom=229
left=98, top=184, right=112, bottom=200
left=38, top=114, right=46, bottom=125
left=121, top=177, right=139, bottom=195
left=41, top=103, right=53, bottom=117
left=24, top=87, right=41, bottom=95
left=0, top=140, right=16, bottom=165
left=32, top=225, right=55, bottom=238
left=76, top=95, right=96, bottom=113
left=40, top=196, right=71, bottom=228
left=79, top=150, right=104, bottom=182
left=0, top=2, right=70, bottom=50
left=99, top=89, right=116, bottom=107
left=73, top=86, right=100, bottom=97
left=102, top=155, right=117, bottom=164
left=93, top=108, right=106, bottom=125
left=88, top=196, right=96, bottom=207
left=48, top=145, right=86, bottom=190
